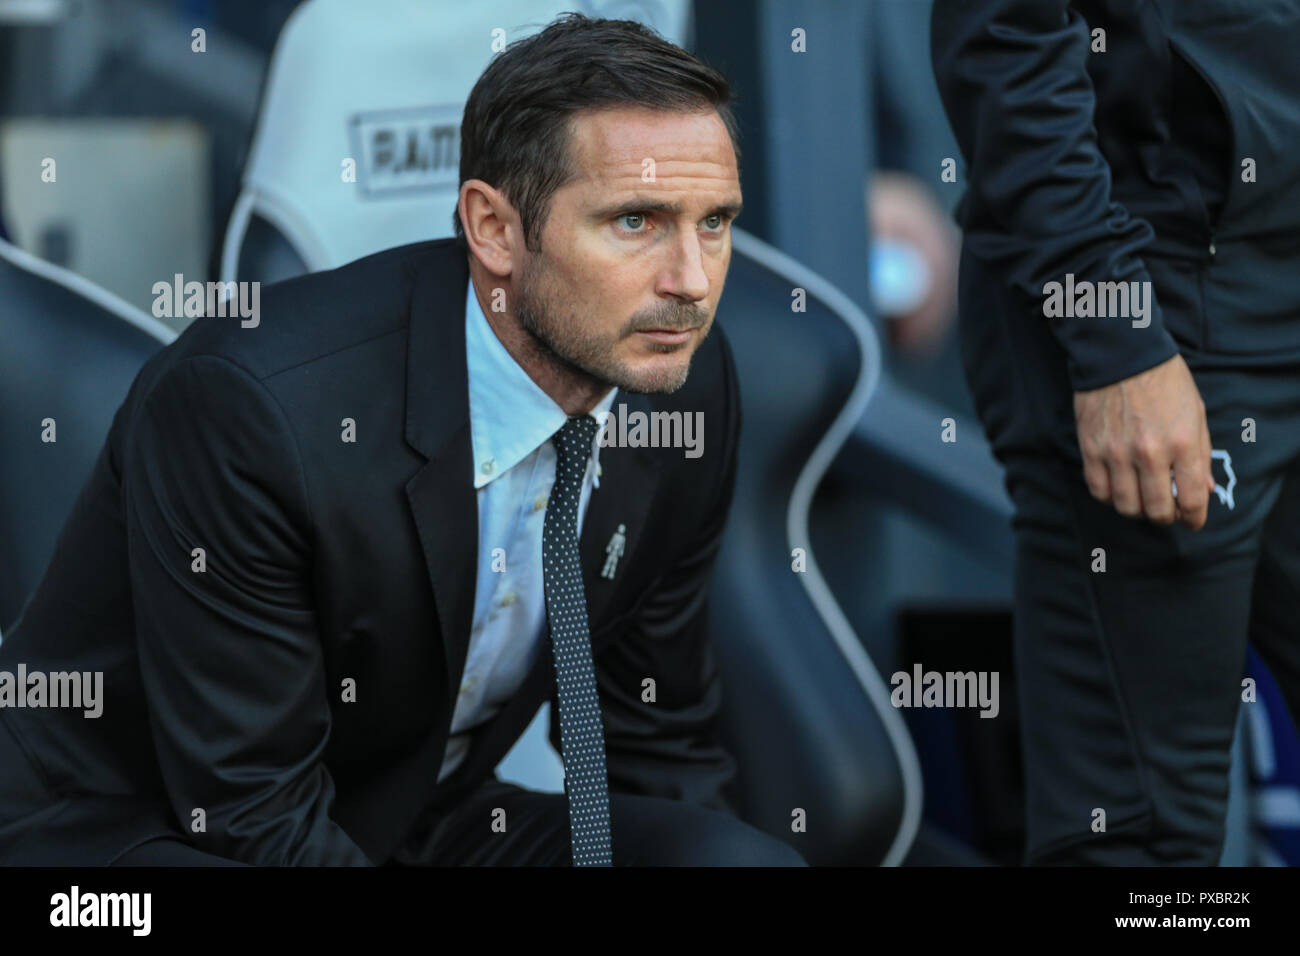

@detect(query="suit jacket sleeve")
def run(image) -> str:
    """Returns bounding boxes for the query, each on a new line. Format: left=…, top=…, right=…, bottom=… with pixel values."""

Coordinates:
left=122, top=354, right=372, bottom=865
left=553, top=333, right=743, bottom=816
left=930, top=0, right=1180, bottom=391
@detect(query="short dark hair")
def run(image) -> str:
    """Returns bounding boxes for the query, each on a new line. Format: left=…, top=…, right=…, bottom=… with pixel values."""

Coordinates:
left=454, top=12, right=740, bottom=253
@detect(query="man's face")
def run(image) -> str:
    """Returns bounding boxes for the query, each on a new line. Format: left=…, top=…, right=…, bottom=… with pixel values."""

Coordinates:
left=513, top=106, right=742, bottom=394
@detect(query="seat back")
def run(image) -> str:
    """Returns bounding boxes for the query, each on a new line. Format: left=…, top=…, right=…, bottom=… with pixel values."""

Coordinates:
left=708, top=230, right=919, bottom=865
left=0, top=238, right=175, bottom=634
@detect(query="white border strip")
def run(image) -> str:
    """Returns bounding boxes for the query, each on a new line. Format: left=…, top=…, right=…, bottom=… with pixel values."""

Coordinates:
left=731, top=228, right=922, bottom=866
left=0, top=239, right=176, bottom=345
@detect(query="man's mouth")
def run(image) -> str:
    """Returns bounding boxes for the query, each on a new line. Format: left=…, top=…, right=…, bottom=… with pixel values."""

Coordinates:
left=636, top=327, right=697, bottom=345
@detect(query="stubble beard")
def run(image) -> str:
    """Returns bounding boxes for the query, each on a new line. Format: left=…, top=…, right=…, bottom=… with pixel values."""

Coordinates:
left=514, top=249, right=710, bottom=396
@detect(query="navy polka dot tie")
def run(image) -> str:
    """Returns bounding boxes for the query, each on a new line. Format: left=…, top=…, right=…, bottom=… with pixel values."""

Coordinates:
left=543, top=415, right=613, bottom=866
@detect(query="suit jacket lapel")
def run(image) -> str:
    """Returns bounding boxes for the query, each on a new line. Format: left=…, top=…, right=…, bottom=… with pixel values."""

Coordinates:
left=402, top=251, right=476, bottom=713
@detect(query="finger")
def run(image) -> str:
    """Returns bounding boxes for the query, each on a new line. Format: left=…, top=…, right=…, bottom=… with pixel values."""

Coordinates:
left=1204, top=420, right=1216, bottom=497
left=1108, top=459, right=1143, bottom=518
left=1137, top=453, right=1178, bottom=524
left=1173, top=439, right=1212, bottom=532
left=1082, top=455, right=1112, bottom=503
left=1201, top=403, right=1215, bottom=487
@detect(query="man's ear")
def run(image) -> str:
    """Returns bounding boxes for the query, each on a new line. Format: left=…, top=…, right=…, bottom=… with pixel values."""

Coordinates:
left=459, top=179, right=518, bottom=278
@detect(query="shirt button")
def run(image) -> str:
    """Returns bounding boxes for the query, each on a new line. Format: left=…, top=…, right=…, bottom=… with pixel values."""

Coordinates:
left=499, top=590, right=517, bottom=607
left=533, top=494, right=547, bottom=511
left=480, top=458, right=495, bottom=476
left=460, top=674, right=478, bottom=695
left=1209, top=242, right=1217, bottom=256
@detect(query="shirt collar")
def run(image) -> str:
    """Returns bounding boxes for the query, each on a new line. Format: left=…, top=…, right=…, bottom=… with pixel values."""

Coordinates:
left=466, top=278, right=617, bottom=489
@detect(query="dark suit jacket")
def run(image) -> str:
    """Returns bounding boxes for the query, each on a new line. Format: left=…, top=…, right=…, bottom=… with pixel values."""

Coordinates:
left=0, top=238, right=742, bottom=865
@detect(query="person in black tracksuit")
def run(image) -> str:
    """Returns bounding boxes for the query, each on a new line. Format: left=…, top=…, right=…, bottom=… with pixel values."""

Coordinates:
left=932, top=0, right=1300, bottom=864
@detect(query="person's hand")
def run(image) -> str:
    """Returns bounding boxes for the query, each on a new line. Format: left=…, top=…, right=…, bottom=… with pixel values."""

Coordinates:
left=1073, top=353, right=1216, bottom=529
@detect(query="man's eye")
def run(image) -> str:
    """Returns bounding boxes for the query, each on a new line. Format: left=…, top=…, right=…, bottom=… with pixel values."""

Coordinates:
left=618, top=213, right=646, bottom=231
left=704, top=214, right=724, bottom=230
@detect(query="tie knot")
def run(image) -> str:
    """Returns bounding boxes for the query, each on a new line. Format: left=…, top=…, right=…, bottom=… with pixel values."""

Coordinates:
left=552, top=415, right=599, bottom=476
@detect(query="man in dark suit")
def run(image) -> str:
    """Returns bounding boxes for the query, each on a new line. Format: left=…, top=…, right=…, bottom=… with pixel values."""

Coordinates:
left=0, top=13, right=806, bottom=867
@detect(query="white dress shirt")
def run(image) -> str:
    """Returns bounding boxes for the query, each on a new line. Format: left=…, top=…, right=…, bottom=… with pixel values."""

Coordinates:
left=438, top=278, right=618, bottom=783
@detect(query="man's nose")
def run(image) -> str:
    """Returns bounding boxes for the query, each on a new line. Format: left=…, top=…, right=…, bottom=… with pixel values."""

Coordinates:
left=659, top=230, right=710, bottom=303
